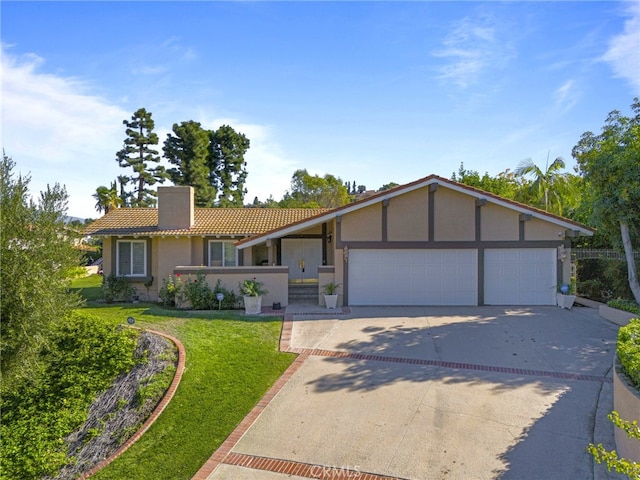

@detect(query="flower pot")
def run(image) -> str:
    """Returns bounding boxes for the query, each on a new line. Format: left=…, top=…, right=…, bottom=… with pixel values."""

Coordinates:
left=243, top=295, right=262, bottom=315
left=557, top=293, right=576, bottom=309
left=324, top=294, right=338, bottom=309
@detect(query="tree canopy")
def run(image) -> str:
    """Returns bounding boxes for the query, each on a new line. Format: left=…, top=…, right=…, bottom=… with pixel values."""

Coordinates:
left=279, top=169, right=351, bottom=208
left=164, top=120, right=217, bottom=207
left=0, top=153, right=82, bottom=383
left=572, top=98, right=640, bottom=303
left=514, top=154, right=570, bottom=214
left=115, top=108, right=168, bottom=207
left=163, top=122, right=249, bottom=207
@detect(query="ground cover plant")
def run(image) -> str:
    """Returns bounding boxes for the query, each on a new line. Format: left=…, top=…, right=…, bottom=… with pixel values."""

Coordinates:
left=0, top=312, right=139, bottom=479
left=81, top=303, right=294, bottom=480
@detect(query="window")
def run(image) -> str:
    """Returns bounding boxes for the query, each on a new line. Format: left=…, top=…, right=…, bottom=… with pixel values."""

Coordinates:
left=208, top=240, right=237, bottom=266
left=117, top=240, right=147, bottom=276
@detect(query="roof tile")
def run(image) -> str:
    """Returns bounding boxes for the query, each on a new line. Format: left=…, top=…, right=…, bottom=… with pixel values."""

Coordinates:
left=83, top=208, right=330, bottom=237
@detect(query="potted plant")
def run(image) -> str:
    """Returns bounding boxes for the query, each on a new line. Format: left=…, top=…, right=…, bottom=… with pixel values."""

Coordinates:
left=240, top=278, right=268, bottom=315
left=557, top=283, right=576, bottom=309
left=322, top=282, right=340, bottom=309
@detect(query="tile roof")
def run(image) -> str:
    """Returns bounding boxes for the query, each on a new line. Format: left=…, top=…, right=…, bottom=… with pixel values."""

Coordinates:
left=83, top=208, right=331, bottom=237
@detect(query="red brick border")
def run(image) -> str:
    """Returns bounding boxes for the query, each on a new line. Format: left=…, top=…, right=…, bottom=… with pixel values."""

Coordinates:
left=192, top=352, right=309, bottom=480
left=284, top=347, right=611, bottom=383
left=223, top=452, right=405, bottom=480
left=80, top=328, right=186, bottom=479
left=192, top=309, right=612, bottom=479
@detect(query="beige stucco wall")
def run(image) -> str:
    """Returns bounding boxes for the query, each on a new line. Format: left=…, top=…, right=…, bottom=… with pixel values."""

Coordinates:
left=526, top=217, right=564, bottom=241
left=157, top=186, right=194, bottom=230
left=481, top=203, right=519, bottom=241
left=434, top=187, right=475, bottom=241
left=387, top=187, right=429, bottom=241
left=103, top=237, right=113, bottom=275
left=157, top=237, right=193, bottom=287
left=613, top=358, right=640, bottom=462
left=341, top=203, right=382, bottom=241
left=174, top=266, right=289, bottom=307
left=318, top=266, right=342, bottom=307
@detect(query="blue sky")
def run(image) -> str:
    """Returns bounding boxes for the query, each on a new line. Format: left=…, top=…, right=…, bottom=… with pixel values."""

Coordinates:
left=2, top=1, right=639, bottom=219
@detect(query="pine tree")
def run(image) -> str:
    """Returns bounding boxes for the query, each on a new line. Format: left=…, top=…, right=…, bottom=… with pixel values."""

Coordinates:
left=115, top=108, right=168, bottom=207
left=210, top=125, right=250, bottom=207
left=164, top=121, right=217, bottom=207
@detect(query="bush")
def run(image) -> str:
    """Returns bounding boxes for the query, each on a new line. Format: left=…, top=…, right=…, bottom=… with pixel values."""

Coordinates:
left=0, top=312, right=137, bottom=479
left=212, top=279, right=241, bottom=310
left=183, top=272, right=215, bottom=310
left=609, top=299, right=640, bottom=316
left=102, top=274, right=135, bottom=303
left=158, top=274, right=185, bottom=307
left=577, top=258, right=639, bottom=303
left=617, top=318, right=640, bottom=389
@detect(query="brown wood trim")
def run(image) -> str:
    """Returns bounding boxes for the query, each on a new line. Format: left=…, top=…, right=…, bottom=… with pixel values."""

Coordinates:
left=322, top=223, right=327, bottom=265
left=477, top=247, right=485, bottom=306
left=382, top=198, right=389, bottom=242
left=336, top=240, right=565, bottom=249
left=428, top=188, right=435, bottom=242
left=174, top=266, right=288, bottom=275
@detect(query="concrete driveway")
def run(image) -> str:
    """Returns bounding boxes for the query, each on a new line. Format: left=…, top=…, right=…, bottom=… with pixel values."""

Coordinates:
left=199, top=306, right=621, bottom=480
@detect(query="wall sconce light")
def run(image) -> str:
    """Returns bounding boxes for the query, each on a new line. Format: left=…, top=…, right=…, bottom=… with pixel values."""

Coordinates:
left=327, top=233, right=332, bottom=243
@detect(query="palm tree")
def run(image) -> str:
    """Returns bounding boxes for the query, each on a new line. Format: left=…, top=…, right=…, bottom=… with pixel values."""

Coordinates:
left=93, top=182, right=123, bottom=214
left=514, top=153, right=568, bottom=213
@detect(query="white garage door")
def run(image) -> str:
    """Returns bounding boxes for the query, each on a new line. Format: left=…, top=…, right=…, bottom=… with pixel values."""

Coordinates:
left=484, top=248, right=557, bottom=305
left=349, top=249, right=478, bottom=306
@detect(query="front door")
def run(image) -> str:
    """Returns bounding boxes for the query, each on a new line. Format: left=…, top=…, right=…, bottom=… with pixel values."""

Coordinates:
left=281, top=238, right=322, bottom=283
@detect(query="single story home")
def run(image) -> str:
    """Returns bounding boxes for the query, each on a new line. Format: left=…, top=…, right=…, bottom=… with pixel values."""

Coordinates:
left=84, top=175, right=593, bottom=307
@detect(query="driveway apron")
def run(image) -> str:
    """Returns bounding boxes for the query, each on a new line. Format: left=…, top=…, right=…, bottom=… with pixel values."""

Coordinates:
left=200, top=306, right=621, bottom=480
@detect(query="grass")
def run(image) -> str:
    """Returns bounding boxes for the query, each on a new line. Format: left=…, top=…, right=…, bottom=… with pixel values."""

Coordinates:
left=69, top=274, right=103, bottom=301
left=70, top=276, right=295, bottom=480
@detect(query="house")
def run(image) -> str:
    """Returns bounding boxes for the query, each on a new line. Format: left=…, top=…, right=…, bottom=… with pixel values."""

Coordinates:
left=84, top=175, right=593, bottom=307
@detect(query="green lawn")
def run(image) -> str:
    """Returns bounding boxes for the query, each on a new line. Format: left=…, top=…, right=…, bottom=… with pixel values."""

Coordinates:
left=69, top=274, right=103, bottom=301
left=70, top=277, right=295, bottom=480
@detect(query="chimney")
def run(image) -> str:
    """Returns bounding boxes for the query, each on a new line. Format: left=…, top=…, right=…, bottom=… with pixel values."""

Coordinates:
left=158, top=186, right=194, bottom=230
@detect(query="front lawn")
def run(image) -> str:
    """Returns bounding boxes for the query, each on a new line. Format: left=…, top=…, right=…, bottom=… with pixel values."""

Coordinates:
left=81, top=303, right=294, bottom=480
left=69, top=273, right=103, bottom=301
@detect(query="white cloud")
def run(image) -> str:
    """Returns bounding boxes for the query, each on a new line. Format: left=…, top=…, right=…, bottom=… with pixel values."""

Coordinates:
left=433, top=14, right=514, bottom=88
left=1, top=46, right=130, bottom=218
left=602, top=3, right=640, bottom=94
left=553, top=79, right=578, bottom=113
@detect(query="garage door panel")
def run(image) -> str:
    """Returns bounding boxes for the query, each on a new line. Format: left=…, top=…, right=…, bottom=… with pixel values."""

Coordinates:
left=349, top=249, right=477, bottom=306
left=484, top=249, right=556, bottom=305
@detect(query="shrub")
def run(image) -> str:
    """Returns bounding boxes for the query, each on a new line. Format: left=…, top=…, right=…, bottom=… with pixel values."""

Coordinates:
left=239, top=278, right=268, bottom=297
left=588, top=411, right=640, bottom=478
left=617, top=318, right=640, bottom=389
left=0, top=312, right=137, bottom=479
left=577, top=258, right=638, bottom=302
left=609, top=299, right=640, bottom=316
left=183, top=272, right=215, bottom=310
left=102, top=274, right=135, bottom=303
left=158, top=274, right=185, bottom=307
left=212, top=279, right=241, bottom=310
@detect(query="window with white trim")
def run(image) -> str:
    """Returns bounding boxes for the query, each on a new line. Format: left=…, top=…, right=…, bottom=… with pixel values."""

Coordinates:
left=117, top=240, right=147, bottom=276
left=208, top=240, right=238, bottom=266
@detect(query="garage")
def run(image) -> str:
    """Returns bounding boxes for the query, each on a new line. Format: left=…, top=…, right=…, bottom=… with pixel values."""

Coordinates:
left=484, top=248, right=557, bottom=305
left=348, top=249, right=478, bottom=305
